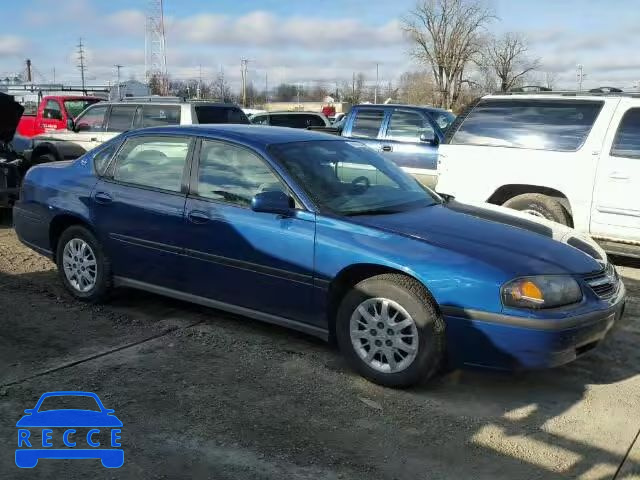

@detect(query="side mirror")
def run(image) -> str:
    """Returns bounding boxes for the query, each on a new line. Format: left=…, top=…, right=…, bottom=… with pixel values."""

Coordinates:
left=75, top=123, right=91, bottom=132
left=66, top=118, right=75, bottom=131
left=251, top=191, right=295, bottom=216
left=420, top=133, right=439, bottom=146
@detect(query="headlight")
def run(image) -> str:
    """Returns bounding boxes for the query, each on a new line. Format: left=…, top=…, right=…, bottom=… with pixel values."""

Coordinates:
left=501, top=276, right=582, bottom=309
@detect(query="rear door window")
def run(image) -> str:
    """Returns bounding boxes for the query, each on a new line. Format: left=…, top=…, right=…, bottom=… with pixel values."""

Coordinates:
left=194, top=106, right=249, bottom=124
left=107, top=106, right=137, bottom=132
left=112, top=136, right=192, bottom=192
left=451, top=99, right=604, bottom=151
left=269, top=114, right=325, bottom=128
left=139, top=105, right=181, bottom=127
left=251, top=114, right=269, bottom=125
left=350, top=109, right=385, bottom=139
left=386, top=110, right=434, bottom=142
left=611, top=108, right=640, bottom=159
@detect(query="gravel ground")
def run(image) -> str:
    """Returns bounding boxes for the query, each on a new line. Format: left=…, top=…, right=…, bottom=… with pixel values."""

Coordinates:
left=1, top=222, right=639, bottom=480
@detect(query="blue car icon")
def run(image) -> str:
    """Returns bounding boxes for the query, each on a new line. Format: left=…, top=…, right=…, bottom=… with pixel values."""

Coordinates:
left=16, top=391, right=123, bottom=468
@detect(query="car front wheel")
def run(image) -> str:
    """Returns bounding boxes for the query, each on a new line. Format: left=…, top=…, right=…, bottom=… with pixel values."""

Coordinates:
left=336, top=273, right=445, bottom=388
left=56, top=225, right=112, bottom=303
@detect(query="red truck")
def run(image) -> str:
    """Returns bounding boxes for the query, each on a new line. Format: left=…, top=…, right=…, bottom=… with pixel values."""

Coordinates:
left=16, top=95, right=103, bottom=137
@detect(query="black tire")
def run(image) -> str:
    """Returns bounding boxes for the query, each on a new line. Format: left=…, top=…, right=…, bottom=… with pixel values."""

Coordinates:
left=335, top=273, right=445, bottom=388
left=55, top=225, right=112, bottom=303
left=502, top=193, right=572, bottom=226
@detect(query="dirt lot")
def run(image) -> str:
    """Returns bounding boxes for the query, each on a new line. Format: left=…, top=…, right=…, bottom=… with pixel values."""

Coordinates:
left=1, top=221, right=639, bottom=480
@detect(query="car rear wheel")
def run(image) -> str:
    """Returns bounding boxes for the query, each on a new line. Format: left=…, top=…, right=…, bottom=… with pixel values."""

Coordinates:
left=56, top=225, right=112, bottom=303
left=335, top=273, right=445, bottom=388
left=503, top=193, right=572, bottom=226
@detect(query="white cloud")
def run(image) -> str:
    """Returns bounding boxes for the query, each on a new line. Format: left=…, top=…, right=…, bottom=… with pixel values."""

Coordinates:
left=169, top=11, right=403, bottom=49
left=0, top=35, right=27, bottom=57
left=105, top=10, right=146, bottom=38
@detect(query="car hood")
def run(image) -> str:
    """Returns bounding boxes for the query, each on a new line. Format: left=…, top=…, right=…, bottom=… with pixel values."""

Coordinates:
left=0, top=92, right=24, bottom=142
left=16, top=410, right=123, bottom=427
left=351, top=200, right=604, bottom=276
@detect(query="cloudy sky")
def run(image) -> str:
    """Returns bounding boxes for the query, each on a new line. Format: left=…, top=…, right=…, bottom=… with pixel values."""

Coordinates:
left=1, top=0, right=639, bottom=91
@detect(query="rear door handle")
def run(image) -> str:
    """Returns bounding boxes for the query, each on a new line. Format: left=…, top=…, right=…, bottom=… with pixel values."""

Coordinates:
left=94, top=192, right=113, bottom=204
left=187, top=210, right=210, bottom=224
left=381, top=145, right=392, bottom=152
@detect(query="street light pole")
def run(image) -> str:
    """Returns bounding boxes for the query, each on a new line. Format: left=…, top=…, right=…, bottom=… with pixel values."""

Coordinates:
left=375, top=63, right=379, bottom=104
left=114, top=64, right=123, bottom=100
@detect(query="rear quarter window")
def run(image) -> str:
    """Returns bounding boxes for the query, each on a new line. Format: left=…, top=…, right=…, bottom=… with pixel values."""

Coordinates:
left=350, top=109, right=385, bottom=138
left=140, top=105, right=181, bottom=127
left=450, top=99, right=604, bottom=151
left=195, top=106, right=249, bottom=124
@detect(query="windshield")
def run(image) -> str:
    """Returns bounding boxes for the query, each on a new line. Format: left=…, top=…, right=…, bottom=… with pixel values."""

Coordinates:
left=269, top=140, right=440, bottom=216
left=428, top=110, right=456, bottom=131
left=64, top=99, right=101, bottom=118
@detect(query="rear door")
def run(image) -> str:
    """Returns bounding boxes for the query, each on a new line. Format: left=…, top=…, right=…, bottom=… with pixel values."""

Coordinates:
left=104, top=105, right=138, bottom=140
left=437, top=98, right=615, bottom=231
left=70, top=104, right=111, bottom=151
left=343, top=107, right=388, bottom=151
left=380, top=109, right=439, bottom=188
left=591, top=100, right=640, bottom=241
left=91, top=134, right=194, bottom=289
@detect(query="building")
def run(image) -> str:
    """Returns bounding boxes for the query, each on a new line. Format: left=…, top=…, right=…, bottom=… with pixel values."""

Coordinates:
left=109, top=80, right=151, bottom=101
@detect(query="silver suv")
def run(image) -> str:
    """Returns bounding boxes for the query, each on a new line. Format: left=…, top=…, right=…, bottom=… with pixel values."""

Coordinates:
left=28, top=99, right=249, bottom=164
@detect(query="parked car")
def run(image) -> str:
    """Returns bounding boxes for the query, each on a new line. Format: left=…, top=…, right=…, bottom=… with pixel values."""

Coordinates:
left=17, top=95, right=103, bottom=138
left=14, top=125, right=625, bottom=387
left=340, top=104, right=456, bottom=188
left=250, top=111, right=331, bottom=129
left=438, top=91, right=640, bottom=257
left=28, top=100, right=249, bottom=165
left=0, top=93, right=34, bottom=214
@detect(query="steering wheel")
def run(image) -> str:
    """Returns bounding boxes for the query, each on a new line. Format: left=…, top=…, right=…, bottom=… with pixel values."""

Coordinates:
left=351, top=176, right=371, bottom=192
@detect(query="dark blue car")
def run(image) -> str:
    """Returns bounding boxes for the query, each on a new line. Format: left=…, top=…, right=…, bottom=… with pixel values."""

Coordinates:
left=13, top=125, right=626, bottom=387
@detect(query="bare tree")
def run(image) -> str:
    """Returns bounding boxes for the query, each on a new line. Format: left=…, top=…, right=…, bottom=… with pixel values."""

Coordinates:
left=341, top=72, right=367, bottom=104
left=403, top=0, right=494, bottom=109
left=542, top=71, right=558, bottom=90
left=483, top=32, right=540, bottom=92
left=211, top=72, right=233, bottom=102
left=398, top=70, right=438, bottom=105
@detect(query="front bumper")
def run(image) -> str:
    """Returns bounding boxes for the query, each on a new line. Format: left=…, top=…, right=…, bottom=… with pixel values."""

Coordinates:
left=442, top=281, right=626, bottom=370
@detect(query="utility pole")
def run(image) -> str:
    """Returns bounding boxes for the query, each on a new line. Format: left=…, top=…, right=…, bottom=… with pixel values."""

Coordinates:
left=25, top=59, right=32, bottom=83
left=114, top=64, right=123, bottom=100
left=265, top=71, right=269, bottom=105
left=197, top=64, right=202, bottom=99
left=52, top=67, right=56, bottom=84
left=77, top=38, right=87, bottom=94
left=374, top=63, right=379, bottom=104
left=352, top=72, right=356, bottom=102
left=576, top=64, right=586, bottom=92
left=240, top=59, right=249, bottom=107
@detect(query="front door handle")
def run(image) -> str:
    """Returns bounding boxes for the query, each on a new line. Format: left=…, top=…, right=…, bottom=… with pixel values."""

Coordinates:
left=381, top=145, right=392, bottom=152
left=94, top=192, right=113, bottom=204
left=188, top=210, right=210, bottom=224
left=609, top=172, right=629, bottom=180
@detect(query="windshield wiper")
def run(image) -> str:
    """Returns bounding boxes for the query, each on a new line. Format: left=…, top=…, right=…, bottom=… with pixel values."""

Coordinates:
left=344, top=208, right=399, bottom=217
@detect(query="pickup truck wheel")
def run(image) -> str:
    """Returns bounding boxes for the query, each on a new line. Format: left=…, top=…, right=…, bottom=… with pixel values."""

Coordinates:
left=56, top=225, right=112, bottom=303
left=503, top=193, right=571, bottom=226
left=335, top=273, right=445, bottom=388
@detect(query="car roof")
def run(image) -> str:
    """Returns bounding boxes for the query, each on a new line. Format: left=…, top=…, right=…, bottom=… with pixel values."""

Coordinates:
left=133, top=124, right=342, bottom=147
left=483, top=94, right=620, bottom=101
left=353, top=104, right=452, bottom=114
left=259, top=111, right=326, bottom=115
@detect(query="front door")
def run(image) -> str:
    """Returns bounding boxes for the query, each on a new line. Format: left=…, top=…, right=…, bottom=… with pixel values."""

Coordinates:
left=182, top=139, right=317, bottom=324
left=591, top=101, right=640, bottom=242
left=90, top=134, right=193, bottom=289
left=380, top=109, right=439, bottom=188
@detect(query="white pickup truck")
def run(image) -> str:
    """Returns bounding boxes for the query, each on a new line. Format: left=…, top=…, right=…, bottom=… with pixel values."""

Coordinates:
left=437, top=92, right=640, bottom=257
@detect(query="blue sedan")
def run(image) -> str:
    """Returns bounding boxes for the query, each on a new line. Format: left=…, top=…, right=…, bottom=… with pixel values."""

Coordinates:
left=13, top=125, right=626, bottom=387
